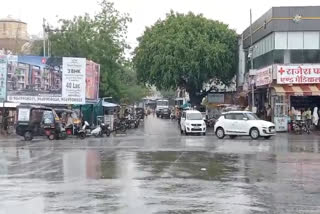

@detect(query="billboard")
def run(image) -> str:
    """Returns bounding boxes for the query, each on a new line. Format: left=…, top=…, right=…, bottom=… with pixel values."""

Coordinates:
left=4, top=56, right=99, bottom=105
left=0, top=55, right=7, bottom=103
left=86, top=60, right=100, bottom=101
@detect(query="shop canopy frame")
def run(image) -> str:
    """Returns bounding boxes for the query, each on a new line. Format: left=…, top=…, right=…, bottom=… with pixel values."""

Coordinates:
left=272, top=85, right=320, bottom=96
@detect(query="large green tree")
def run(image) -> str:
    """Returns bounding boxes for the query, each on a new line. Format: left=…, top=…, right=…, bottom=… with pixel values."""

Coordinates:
left=133, top=12, right=238, bottom=105
left=45, top=0, right=147, bottom=103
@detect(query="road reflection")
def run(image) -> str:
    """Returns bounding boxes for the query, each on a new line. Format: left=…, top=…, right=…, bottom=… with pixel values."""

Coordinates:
left=0, top=140, right=319, bottom=213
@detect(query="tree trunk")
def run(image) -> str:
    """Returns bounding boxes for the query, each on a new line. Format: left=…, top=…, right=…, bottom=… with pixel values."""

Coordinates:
left=188, top=90, right=204, bottom=107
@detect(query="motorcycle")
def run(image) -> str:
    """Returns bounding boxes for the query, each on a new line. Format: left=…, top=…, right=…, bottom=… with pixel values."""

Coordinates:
left=78, top=121, right=111, bottom=139
left=111, top=119, right=127, bottom=133
left=206, top=117, right=217, bottom=128
left=94, top=123, right=111, bottom=137
left=292, top=120, right=310, bottom=135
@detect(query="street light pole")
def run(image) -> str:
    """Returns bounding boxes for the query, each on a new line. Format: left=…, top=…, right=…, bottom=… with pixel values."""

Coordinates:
left=43, top=18, right=46, bottom=57
left=250, top=9, right=255, bottom=112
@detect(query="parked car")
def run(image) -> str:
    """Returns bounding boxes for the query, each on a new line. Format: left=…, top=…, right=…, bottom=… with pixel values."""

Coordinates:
left=214, top=111, right=275, bottom=140
left=180, top=110, right=206, bottom=135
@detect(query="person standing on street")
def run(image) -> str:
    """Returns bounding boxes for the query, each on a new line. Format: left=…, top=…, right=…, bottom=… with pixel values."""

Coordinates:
left=2, top=109, right=9, bottom=135
left=266, top=105, right=272, bottom=122
left=304, top=108, right=312, bottom=131
left=312, top=107, right=319, bottom=128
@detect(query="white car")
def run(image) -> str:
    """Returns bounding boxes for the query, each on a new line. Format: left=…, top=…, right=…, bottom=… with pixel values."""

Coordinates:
left=180, top=110, right=206, bottom=135
left=214, top=111, right=275, bottom=139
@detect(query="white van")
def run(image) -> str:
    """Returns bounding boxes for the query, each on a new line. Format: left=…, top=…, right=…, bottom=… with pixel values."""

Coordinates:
left=156, top=99, right=169, bottom=117
left=180, top=110, right=207, bottom=135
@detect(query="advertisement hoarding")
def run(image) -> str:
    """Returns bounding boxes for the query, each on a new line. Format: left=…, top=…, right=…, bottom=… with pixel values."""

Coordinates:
left=0, top=55, right=7, bottom=103
left=6, top=56, right=89, bottom=104
left=62, top=57, right=86, bottom=103
left=277, top=64, right=320, bottom=84
left=86, top=60, right=100, bottom=101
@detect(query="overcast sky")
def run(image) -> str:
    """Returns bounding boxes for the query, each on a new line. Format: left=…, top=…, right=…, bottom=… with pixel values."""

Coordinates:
left=2, top=0, right=320, bottom=49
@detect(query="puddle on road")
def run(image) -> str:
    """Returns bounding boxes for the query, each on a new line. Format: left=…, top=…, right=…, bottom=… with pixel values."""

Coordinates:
left=0, top=147, right=320, bottom=213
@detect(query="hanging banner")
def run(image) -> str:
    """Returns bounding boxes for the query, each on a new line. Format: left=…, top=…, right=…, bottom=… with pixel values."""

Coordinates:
left=255, top=65, right=273, bottom=86
left=277, top=64, right=320, bottom=84
left=0, top=55, right=7, bottom=103
left=7, top=56, right=87, bottom=104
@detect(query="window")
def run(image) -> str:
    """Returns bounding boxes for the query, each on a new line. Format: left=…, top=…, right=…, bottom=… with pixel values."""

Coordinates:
left=225, top=113, right=244, bottom=120
left=186, top=113, right=202, bottom=120
left=288, top=32, right=303, bottom=49
left=43, top=111, right=54, bottom=124
left=245, top=113, right=259, bottom=120
left=253, top=51, right=273, bottom=69
left=304, top=32, right=319, bottom=49
left=157, top=101, right=168, bottom=106
left=273, top=50, right=284, bottom=64
left=233, top=113, right=245, bottom=120
left=303, top=50, right=320, bottom=63
left=290, top=50, right=304, bottom=63
left=30, top=109, right=45, bottom=123
left=275, top=32, right=287, bottom=49
left=225, top=114, right=233, bottom=120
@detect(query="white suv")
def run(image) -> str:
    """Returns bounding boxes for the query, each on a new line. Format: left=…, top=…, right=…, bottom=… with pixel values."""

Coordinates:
left=180, top=110, right=206, bottom=135
left=214, top=111, right=275, bottom=139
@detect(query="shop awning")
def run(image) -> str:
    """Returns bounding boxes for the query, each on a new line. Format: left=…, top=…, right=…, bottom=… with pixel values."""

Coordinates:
left=273, top=85, right=320, bottom=96
left=102, top=101, right=119, bottom=108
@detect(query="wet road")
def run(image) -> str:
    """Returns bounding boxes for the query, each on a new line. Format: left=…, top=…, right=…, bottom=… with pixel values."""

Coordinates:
left=0, top=117, right=320, bottom=214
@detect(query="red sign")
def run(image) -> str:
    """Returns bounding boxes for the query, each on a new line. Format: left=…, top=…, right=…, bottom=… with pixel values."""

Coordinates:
left=277, top=65, right=320, bottom=84
left=85, top=61, right=100, bottom=101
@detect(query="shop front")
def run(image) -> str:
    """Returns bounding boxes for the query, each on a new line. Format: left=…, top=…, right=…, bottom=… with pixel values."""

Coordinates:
left=253, top=65, right=273, bottom=120
left=271, top=64, right=320, bottom=131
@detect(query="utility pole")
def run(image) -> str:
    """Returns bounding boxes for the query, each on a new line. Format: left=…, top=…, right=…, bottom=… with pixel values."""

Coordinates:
left=48, top=36, right=50, bottom=57
left=43, top=18, right=46, bottom=57
left=250, top=9, right=255, bottom=112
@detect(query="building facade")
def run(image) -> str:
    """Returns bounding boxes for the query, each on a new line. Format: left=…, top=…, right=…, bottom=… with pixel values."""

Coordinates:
left=238, top=6, right=320, bottom=131
left=0, top=17, right=29, bottom=54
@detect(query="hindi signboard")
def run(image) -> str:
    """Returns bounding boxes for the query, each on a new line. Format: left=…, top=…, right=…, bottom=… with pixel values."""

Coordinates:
left=255, top=65, right=273, bottom=86
left=277, top=64, right=320, bottom=84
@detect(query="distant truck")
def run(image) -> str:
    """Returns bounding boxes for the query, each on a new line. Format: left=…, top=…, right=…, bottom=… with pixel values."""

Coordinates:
left=156, top=99, right=169, bottom=117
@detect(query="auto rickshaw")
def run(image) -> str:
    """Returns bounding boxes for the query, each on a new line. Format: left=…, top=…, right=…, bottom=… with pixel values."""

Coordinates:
left=54, top=108, right=82, bottom=136
left=16, top=105, right=66, bottom=141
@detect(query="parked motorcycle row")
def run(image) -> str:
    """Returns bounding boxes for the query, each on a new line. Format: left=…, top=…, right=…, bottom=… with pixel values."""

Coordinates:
left=15, top=105, right=144, bottom=141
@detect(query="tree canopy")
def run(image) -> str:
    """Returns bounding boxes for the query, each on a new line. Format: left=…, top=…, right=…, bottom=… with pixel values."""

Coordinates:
left=133, top=12, right=238, bottom=105
left=42, top=0, right=148, bottom=103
